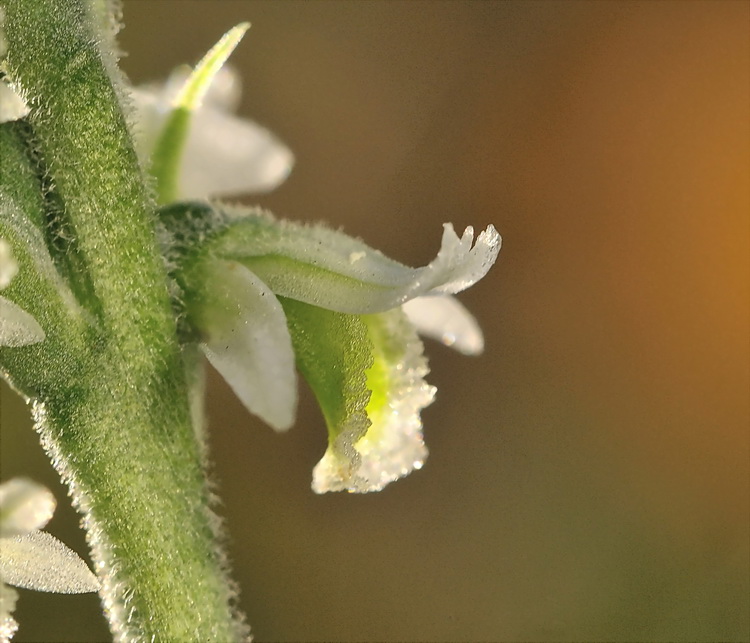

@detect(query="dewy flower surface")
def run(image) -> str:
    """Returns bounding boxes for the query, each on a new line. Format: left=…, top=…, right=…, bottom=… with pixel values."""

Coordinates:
left=132, top=26, right=501, bottom=493
left=0, top=479, right=99, bottom=642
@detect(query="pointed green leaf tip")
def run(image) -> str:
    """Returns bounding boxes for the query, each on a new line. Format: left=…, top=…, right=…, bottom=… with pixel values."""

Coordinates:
left=150, top=22, right=250, bottom=203
left=175, top=22, right=250, bottom=111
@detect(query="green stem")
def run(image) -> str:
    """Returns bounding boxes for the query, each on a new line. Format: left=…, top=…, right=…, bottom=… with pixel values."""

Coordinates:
left=1, top=1, right=246, bottom=640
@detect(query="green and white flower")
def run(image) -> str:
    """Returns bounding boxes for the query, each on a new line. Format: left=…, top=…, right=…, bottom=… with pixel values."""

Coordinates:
left=0, top=25, right=293, bottom=200
left=132, top=66, right=293, bottom=199
left=0, top=478, right=99, bottom=642
left=159, top=204, right=500, bottom=493
left=130, top=24, right=501, bottom=493
left=2, top=19, right=494, bottom=496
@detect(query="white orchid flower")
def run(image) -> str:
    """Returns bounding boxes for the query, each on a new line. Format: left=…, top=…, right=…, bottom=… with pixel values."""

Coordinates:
left=0, top=479, right=99, bottom=642
left=3, top=25, right=292, bottom=200
left=0, top=239, right=44, bottom=348
left=160, top=203, right=501, bottom=493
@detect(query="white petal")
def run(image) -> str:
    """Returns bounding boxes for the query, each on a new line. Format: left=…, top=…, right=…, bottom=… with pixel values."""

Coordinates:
left=312, top=309, right=435, bottom=493
left=0, top=240, right=18, bottom=290
left=402, top=295, right=484, bottom=355
left=179, top=108, right=294, bottom=198
left=0, top=296, right=45, bottom=347
left=202, top=66, right=242, bottom=111
left=0, top=480, right=55, bottom=537
left=225, top=218, right=501, bottom=314
left=0, top=531, right=99, bottom=593
left=198, top=261, right=297, bottom=431
left=0, top=81, right=29, bottom=124
left=416, top=224, right=502, bottom=297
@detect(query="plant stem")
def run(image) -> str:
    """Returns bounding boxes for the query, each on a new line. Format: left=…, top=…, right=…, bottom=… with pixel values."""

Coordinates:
left=1, top=1, right=246, bottom=640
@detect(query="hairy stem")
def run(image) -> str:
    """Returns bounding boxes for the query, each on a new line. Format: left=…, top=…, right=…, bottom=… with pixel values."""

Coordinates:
left=0, top=1, right=246, bottom=639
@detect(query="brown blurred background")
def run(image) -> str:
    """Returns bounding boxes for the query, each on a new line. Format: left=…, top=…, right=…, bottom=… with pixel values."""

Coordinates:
left=1, top=1, right=748, bottom=641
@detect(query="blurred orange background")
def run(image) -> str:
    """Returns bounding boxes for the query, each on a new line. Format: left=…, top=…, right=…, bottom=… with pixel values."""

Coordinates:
left=1, top=1, right=748, bottom=641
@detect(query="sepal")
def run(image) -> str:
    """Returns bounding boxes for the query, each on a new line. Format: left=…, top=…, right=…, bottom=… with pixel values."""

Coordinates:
left=0, top=531, right=99, bottom=594
left=185, top=258, right=297, bottom=431
left=402, top=294, right=484, bottom=355
left=0, top=478, right=98, bottom=607
left=159, top=202, right=500, bottom=315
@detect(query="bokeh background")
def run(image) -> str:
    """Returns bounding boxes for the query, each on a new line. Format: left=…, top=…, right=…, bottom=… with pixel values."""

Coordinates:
left=1, top=1, right=748, bottom=641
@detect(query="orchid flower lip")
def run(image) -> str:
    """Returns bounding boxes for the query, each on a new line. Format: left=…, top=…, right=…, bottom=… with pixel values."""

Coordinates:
left=309, top=309, right=436, bottom=494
